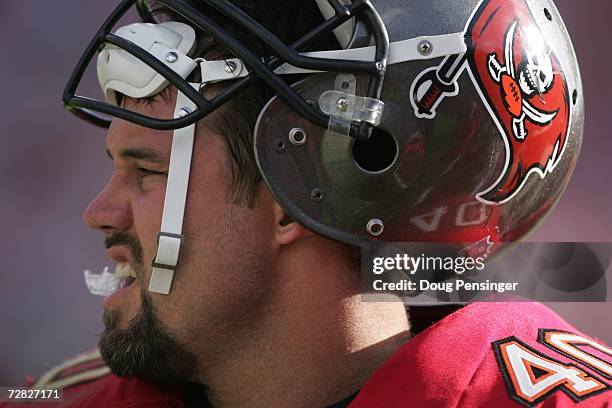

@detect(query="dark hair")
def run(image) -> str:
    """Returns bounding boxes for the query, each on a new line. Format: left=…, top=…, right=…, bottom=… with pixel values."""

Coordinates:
left=155, top=0, right=340, bottom=207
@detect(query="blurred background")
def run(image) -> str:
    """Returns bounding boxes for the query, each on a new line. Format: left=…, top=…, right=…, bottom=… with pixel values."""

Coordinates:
left=0, top=0, right=610, bottom=385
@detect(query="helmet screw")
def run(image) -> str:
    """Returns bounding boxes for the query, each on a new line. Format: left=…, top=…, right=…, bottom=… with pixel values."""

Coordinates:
left=418, top=40, right=433, bottom=56
left=274, top=138, right=286, bottom=153
left=224, top=61, right=237, bottom=74
left=178, top=107, right=191, bottom=117
left=288, top=128, right=307, bottom=145
left=375, top=61, right=386, bottom=77
left=366, top=219, right=384, bottom=236
left=311, top=188, right=326, bottom=203
left=165, top=52, right=179, bottom=63
left=336, top=97, right=350, bottom=112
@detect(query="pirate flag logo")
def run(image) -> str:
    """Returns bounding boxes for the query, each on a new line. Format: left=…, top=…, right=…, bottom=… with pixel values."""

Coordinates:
left=410, top=0, right=571, bottom=204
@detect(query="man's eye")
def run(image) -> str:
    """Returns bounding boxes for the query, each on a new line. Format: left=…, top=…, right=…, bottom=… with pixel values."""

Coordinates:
left=137, top=167, right=166, bottom=177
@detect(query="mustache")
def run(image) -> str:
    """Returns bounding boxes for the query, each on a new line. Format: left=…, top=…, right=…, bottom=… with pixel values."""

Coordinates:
left=104, top=232, right=144, bottom=266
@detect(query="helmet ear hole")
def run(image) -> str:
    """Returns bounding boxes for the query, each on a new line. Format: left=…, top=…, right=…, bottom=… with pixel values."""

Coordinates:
left=351, top=128, right=398, bottom=174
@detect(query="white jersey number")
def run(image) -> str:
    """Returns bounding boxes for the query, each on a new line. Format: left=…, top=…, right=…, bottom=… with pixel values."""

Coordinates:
left=494, top=336, right=607, bottom=406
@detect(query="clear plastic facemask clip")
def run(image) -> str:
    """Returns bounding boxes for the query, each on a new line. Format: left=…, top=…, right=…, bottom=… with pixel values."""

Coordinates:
left=319, top=74, right=384, bottom=137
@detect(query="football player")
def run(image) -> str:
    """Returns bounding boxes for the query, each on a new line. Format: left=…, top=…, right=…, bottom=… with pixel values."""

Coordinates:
left=4, top=0, right=611, bottom=406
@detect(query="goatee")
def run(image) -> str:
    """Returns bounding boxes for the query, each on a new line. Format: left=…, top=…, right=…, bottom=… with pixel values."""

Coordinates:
left=99, top=287, right=197, bottom=384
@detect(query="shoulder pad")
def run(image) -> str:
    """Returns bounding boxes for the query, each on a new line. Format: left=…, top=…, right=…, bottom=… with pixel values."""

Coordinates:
left=33, top=349, right=110, bottom=390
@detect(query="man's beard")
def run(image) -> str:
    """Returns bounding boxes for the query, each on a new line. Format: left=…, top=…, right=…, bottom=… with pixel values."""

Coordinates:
left=99, top=233, right=197, bottom=384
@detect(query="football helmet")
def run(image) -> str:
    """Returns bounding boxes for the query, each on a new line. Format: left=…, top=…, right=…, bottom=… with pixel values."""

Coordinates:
left=64, top=0, right=583, bottom=294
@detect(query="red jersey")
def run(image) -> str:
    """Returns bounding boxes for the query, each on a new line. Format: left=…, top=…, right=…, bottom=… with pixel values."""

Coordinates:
left=350, top=302, right=612, bottom=407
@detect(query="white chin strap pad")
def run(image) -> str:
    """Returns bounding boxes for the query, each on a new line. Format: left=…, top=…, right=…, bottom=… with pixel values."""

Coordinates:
left=97, top=22, right=197, bottom=104
left=149, top=87, right=197, bottom=294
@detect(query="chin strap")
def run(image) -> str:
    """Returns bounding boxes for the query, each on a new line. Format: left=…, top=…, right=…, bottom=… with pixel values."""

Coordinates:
left=149, top=86, right=197, bottom=294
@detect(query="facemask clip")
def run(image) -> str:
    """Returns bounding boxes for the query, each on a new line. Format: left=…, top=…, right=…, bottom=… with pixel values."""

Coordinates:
left=319, top=74, right=384, bottom=137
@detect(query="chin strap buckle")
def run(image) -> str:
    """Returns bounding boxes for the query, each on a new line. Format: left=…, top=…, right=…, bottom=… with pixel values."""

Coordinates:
left=151, top=232, right=184, bottom=271
left=150, top=232, right=184, bottom=294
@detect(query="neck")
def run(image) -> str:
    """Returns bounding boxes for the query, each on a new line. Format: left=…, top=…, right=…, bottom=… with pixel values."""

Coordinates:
left=198, top=238, right=411, bottom=407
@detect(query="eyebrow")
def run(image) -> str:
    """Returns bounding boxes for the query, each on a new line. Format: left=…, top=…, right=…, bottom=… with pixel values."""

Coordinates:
left=106, top=147, right=167, bottom=164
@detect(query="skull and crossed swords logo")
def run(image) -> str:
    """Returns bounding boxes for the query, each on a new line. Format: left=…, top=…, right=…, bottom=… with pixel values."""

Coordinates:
left=487, top=20, right=558, bottom=140
left=409, top=0, right=572, bottom=204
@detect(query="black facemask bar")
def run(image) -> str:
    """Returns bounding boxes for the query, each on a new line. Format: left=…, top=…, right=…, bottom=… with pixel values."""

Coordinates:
left=63, top=0, right=389, bottom=140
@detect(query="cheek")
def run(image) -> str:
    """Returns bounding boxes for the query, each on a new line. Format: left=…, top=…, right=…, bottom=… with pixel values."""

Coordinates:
left=153, top=194, right=278, bottom=344
left=132, top=189, right=165, bottom=273
left=160, top=207, right=278, bottom=346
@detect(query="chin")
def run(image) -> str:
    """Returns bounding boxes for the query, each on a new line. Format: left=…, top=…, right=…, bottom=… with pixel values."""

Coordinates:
left=99, top=291, right=198, bottom=383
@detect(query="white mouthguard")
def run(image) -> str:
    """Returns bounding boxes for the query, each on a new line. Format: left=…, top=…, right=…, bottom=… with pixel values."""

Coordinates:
left=84, top=267, right=121, bottom=296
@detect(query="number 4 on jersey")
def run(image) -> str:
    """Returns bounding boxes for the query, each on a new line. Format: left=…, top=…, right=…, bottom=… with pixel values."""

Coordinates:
left=493, top=335, right=610, bottom=406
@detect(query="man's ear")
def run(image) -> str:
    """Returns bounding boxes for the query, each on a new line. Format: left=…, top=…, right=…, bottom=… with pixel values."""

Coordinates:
left=273, top=202, right=311, bottom=245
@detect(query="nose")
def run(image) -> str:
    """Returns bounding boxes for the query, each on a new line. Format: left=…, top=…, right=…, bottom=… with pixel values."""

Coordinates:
left=83, top=174, right=132, bottom=233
